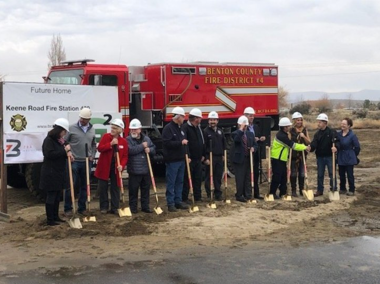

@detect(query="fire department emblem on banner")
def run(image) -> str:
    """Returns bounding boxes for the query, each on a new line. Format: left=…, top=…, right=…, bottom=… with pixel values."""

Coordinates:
left=10, top=114, right=27, bottom=132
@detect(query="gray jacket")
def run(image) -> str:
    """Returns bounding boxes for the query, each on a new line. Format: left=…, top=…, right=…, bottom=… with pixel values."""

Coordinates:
left=127, top=134, right=156, bottom=175
left=65, top=122, right=96, bottom=161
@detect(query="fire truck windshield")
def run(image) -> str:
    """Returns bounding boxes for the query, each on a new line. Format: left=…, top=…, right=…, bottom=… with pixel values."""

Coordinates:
left=48, top=69, right=83, bottom=84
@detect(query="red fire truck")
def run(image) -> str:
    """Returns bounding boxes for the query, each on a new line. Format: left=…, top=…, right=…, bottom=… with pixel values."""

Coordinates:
left=47, top=59, right=279, bottom=167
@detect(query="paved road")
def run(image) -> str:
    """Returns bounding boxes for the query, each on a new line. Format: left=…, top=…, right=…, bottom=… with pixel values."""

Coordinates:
left=1, top=236, right=379, bottom=284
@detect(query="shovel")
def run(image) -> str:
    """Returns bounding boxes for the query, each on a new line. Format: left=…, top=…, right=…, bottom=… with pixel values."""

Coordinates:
left=301, top=150, right=314, bottom=201
left=146, top=152, right=163, bottom=215
left=282, top=148, right=292, bottom=201
left=114, top=146, right=132, bottom=217
left=329, top=143, right=340, bottom=201
left=185, top=145, right=199, bottom=213
left=67, top=154, right=82, bottom=229
left=83, top=143, right=96, bottom=222
left=207, top=139, right=217, bottom=209
left=264, top=146, right=274, bottom=202
left=247, top=148, right=257, bottom=204
left=223, top=150, right=231, bottom=204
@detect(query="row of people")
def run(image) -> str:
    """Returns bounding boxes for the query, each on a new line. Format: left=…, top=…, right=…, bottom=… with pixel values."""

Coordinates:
left=40, top=107, right=361, bottom=226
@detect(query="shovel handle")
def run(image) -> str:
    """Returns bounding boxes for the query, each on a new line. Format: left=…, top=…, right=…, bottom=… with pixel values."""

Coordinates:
left=114, top=147, right=124, bottom=194
left=67, top=153, right=76, bottom=213
left=146, top=153, right=157, bottom=192
left=185, top=145, right=194, bottom=191
left=224, top=150, right=228, bottom=186
left=267, top=146, right=271, bottom=183
left=209, top=139, right=214, bottom=190
left=85, top=144, right=91, bottom=203
left=287, top=149, right=292, bottom=184
left=249, top=148, right=254, bottom=187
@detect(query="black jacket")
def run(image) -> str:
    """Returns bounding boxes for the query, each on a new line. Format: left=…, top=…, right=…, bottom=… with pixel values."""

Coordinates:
left=162, top=120, right=186, bottom=163
left=230, top=130, right=258, bottom=164
left=310, top=126, right=339, bottom=157
left=182, top=121, right=205, bottom=160
left=39, top=135, right=68, bottom=191
left=204, top=126, right=225, bottom=159
left=127, top=133, right=156, bottom=175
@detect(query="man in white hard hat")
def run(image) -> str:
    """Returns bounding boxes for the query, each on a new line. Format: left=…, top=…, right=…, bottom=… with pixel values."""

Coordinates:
left=162, top=106, right=189, bottom=212
left=270, top=117, right=311, bottom=199
left=127, top=119, right=156, bottom=214
left=182, top=108, right=205, bottom=202
left=244, top=106, right=266, bottom=199
left=64, top=108, right=97, bottom=217
left=231, top=115, right=258, bottom=202
left=310, top=113, right=339, bottom=197
left=203, top=111, right=225, bottom=201
left=289, top=112, right=310, bottom=197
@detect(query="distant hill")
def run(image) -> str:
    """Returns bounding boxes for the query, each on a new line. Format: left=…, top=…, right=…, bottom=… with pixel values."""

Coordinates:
left=289, top=89, right=380, bottom=104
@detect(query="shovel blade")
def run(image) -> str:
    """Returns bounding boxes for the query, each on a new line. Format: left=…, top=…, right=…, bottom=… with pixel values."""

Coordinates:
left=83, top=216, right=97, bottom=222
left=247, top=199, right=257, bottom=204
left=264, top=194, right=274, bottom=202
left=302, top=190, right=314, bottom=201
left=223, top=199, right=231, bottom=204
left=154, top=207, right=163, bottom=215
left=329, top=191, right=340, bottom=201
left=189, top=206, right=199, bottom=213
left=68, top=217, right=82, bottom=229
left=207, top=203, right=217, bottom=209
left=118, top=207, right=132, bottom=217
left=282, top=195, right=292, bottom=201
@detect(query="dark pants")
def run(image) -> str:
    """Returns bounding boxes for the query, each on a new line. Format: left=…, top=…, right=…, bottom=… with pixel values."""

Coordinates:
left=339, top=165, right=355, bottom=192
left=98, top=169, right=120, bottom=211
left=205, top=155, right=223, bottom=199
left=270, top=159, right=287, bottom=197
left=183, top=159, right=203, bottom=201
left=234, top=156, right=251, bottom=199
left=317, top=156, right=336, bottom=193
left=290, top=159, right=305, bottom=194
left=128, top=173, right=151, bottom=210
left=64, top=161, right=92, bottom=213
left=45, top=190, right=62, bottom=223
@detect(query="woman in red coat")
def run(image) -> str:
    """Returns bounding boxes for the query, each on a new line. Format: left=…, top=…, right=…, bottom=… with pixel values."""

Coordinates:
left=95, top=119, right=128, bottom=214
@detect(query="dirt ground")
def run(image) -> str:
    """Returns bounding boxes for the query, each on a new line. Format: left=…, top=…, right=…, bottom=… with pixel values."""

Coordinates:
left=0, top=129, right=379, bottom=275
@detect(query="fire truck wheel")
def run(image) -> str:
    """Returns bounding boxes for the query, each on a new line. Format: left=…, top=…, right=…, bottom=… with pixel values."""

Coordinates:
left=225, top=135, right=235, bottom=175
left=6, top=164, right=27, bottom=189
left=25, top=163, right=45, bottom=201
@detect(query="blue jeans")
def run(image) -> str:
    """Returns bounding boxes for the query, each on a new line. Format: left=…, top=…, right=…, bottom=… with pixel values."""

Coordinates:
left=64, top=161, right=92, bottom=213
left=317, top=156, right=336, bottom=193
left=165, top=161, right=185, bottom=207
left=339, top=165, right=355, bottom=192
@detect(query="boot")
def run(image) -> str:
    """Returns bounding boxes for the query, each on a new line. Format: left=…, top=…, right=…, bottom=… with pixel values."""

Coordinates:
left=299, top=177, right=305, bottom=196
left=291, top=189, right=298, bottom=197
left=46, top=204, right=59, bottom=226
left=53, top=200, right=65, bottom=223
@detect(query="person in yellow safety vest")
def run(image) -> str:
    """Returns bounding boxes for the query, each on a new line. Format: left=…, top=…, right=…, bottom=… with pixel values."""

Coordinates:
left=270, top=117, right=311, bottom=199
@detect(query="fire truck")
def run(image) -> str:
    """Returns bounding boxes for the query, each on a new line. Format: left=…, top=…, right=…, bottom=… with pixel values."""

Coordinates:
left=6, top=60, right=279, bottom=198
left=46, top=59, right=279, bottom=166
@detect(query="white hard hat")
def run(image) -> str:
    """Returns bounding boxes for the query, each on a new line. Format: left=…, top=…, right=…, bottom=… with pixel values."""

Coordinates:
left=292, top=112, right=303, bottom=119
left=129, top=118, right=142, bottom=129
left=110, top=118, right=125, bottom=129
left=279, top=117, right=292, bottom=127
left=316, top=113, right=328, bottom=121
left=172, top=106, right=185, bottom=116
left=208, top=111, right=219, bottom=119
left=54, top=118, right=69, bottom=132
left=79, top=107, right=92, bottom=119
left=243, top=107, right=255, bottom=115
left=237, top=115, right=248, bottom=125
left=189, top=108, right=202, bottom=118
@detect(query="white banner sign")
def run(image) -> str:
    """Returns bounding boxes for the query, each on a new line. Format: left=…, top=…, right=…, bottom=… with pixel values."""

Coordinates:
left=2, top=82, right=120, bottom=164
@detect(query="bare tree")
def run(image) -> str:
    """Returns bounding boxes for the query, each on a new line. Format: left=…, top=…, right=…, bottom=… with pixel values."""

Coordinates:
left=47, top=34, right=66, bottom=69
left=315, top=93, right=331, bottom=113
left=278, top=86, right=289, bottom=108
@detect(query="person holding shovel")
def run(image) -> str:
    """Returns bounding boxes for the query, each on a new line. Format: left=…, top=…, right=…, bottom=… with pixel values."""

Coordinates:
left=126, top=119, right=156, bottom=213
left=204, top=111, right=225, bottom=201
left=162, top=106, right=189, bottom=212
left=63, top=108, right=96, bottom=217
left=40, top=118, right=73, bottom=226
left=310, top=113, right=339, bottom=197
left=336, top=117, right=360, bottom=196
left=95, top=119, right=128, bottom=214
left=231, top=115, right=258, bottom=202
left=269, top=117, right=311, bottom=199
left=289, top=112, right=311, bottom=197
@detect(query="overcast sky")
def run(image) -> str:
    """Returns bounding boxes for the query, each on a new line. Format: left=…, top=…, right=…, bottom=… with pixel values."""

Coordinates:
left=1, top=0, right=380, bottom=93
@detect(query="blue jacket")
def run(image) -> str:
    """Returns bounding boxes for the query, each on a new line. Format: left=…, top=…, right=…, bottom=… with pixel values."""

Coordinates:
left=230, top=130, right=257, bottom=164
left=127, top=134, right=156, bottom=175
left=337, top=130, right=360, bottom=166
